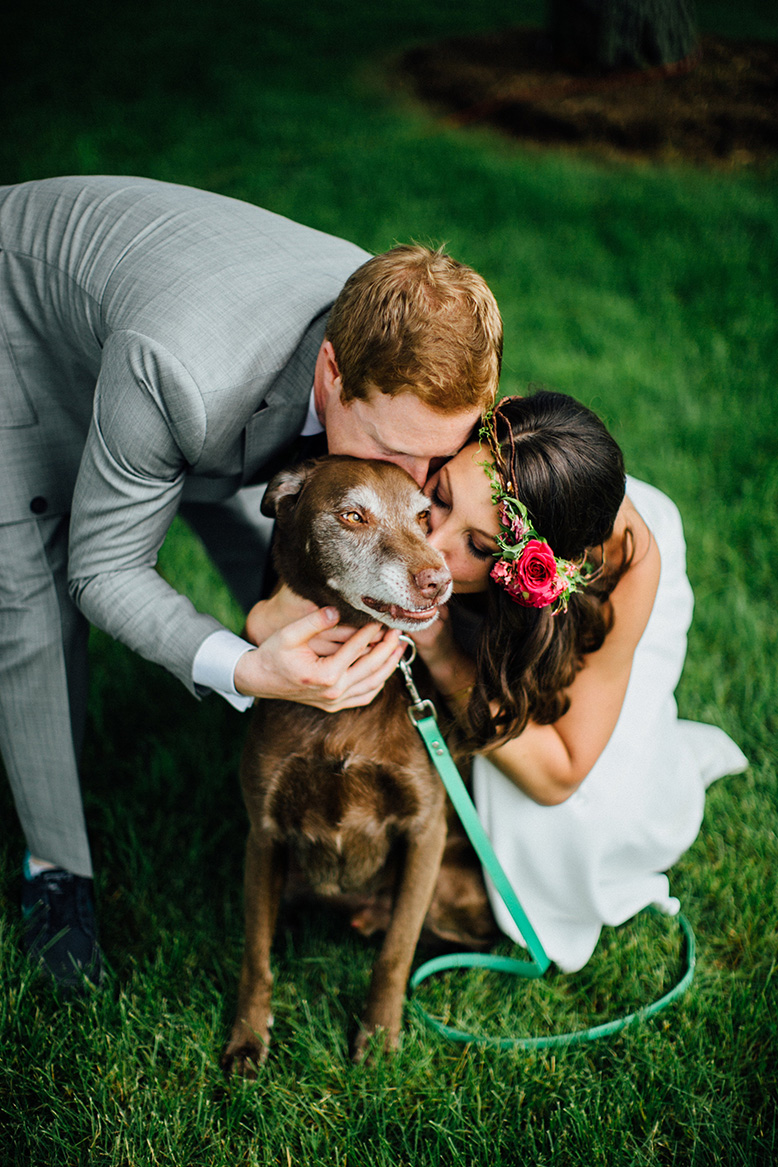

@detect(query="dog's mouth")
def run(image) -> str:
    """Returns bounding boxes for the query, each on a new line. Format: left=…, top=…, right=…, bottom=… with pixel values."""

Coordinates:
left=362, top=597, right=440, bottom=623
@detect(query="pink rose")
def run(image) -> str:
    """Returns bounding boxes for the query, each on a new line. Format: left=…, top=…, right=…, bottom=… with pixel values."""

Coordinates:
left=492, top=540, right=565, bottom=608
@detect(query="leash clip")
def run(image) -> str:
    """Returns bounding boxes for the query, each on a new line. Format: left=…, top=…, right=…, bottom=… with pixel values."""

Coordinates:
left=398, top=635, right=438, bottom=725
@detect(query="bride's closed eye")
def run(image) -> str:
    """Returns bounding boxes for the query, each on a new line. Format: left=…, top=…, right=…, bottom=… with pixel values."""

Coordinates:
left=430, top=483, right=493, bottom=562
left=466, top=537, right=494, bottom=562
left=429, top=483, right=449, bottom=511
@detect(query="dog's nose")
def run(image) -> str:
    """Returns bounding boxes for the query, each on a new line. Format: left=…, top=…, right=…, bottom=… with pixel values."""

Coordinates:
left=414, top=566, right=452, bottom=598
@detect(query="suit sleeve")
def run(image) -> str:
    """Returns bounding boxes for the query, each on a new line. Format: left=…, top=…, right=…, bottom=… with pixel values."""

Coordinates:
left=67, top=331, right=225, bottom=694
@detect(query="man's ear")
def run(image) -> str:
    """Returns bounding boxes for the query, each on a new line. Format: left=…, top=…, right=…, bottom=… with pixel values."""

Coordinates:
left=316, top=339, right=344, bottom=403
left=261, top=462, right=317, bottom=517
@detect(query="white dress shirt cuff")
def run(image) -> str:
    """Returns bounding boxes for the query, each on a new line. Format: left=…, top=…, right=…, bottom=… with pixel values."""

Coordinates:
left=192, top=629, right=255, bottom=712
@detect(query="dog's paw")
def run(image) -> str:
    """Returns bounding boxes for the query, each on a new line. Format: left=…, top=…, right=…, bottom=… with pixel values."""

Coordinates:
left=350, top=1024, right=400, bottom=1065
left=220, top=1039, right=269, bottom=1080
left=221, top=1015, right=274, bottom=1079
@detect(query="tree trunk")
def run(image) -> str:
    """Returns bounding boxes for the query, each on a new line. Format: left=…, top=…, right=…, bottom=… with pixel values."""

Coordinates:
left=547, top=0, right=699, bottom=73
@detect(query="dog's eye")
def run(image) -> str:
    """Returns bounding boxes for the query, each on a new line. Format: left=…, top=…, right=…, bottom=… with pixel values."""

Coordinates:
left=417, top=509, right=431, bottom=530
left=340, top=511, right=366, bottom=525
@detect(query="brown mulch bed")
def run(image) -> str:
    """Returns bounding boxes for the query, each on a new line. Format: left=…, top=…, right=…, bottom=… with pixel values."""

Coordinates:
left=398, top=28, right=778, bottom=168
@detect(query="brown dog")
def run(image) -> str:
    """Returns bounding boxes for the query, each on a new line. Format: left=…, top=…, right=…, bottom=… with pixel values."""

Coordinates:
left=222, top=456, right=456, bottom=1073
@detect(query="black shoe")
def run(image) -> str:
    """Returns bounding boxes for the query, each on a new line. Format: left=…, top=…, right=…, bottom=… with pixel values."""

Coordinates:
left=21, top=866, right=104, bottom=992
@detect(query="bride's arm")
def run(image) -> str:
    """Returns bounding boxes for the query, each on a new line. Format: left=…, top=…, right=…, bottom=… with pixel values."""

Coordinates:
left=416, top=609, right=648, bottom=806
left=479, top=657, right=634, bottom=805
left=483, top=514, right=661, bottom=805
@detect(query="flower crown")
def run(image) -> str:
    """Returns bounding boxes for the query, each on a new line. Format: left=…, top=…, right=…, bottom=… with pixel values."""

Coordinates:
left=478, top=408, right=586, bottom=612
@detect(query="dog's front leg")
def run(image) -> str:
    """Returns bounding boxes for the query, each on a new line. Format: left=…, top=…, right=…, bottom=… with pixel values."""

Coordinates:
left=222, top=831, right=285, bottom=1078
left=352, top=804, right=447, bottom=1062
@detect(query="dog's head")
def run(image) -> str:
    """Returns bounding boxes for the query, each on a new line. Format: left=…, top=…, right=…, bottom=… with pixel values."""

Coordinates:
left=261, top=457, right=452, bottom=632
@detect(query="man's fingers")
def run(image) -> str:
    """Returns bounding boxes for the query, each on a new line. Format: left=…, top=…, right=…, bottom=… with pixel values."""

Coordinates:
left=247, top=607, right=407, bottom=710
left=306, top=622, right=367, bottom=656
left=314, top=636, right=406, bottom=709
left=331, top=620, right=401, bottom=676
left=346, top=644, right=406, bottom=702
left=278, top=605, right=341, bottom=648
left=328, top=621, right=394, bottom=670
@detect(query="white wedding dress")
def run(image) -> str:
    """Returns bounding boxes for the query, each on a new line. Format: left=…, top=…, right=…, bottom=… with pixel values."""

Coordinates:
left=472, top=477, right=748, bottom=972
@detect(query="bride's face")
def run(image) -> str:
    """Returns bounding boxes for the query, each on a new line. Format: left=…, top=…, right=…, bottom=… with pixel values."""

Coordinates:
left=424, top=443, right=500, bottom=592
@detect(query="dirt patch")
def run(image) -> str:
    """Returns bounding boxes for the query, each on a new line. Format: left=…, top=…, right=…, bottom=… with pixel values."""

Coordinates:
left=398, top=28, right=778, bottom=168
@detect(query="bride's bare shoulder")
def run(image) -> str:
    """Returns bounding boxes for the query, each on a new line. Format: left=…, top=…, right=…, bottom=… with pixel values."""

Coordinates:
left=604, top=494, right=661, bottom=650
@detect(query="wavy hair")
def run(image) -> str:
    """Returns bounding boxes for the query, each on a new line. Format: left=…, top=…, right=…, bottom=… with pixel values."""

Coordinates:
left=455, top=391, right=632, bottom=751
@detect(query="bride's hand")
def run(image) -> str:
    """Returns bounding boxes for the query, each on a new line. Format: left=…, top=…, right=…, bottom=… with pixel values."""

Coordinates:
left=243, top=585, right=317, bottom=646
left=243, top=584, right=374, bottom=657
left=410, top=606, right=474, bottom=695
left=409, top=604, right=453, bottom=660
left=410, top=606, right=478, bottom=704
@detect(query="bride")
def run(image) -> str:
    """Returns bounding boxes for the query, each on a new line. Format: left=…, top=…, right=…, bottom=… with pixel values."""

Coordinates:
left=244, top=389, right=747, bottom=970
left=412, top=390, right=747, bottom=971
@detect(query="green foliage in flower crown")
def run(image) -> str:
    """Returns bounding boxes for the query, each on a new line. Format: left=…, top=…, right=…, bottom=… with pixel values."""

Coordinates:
left=477, top=418, right=586, bottom=611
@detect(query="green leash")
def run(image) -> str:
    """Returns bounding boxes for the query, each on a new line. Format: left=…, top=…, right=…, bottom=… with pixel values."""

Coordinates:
left=397, top=640, right=695, bottom=1049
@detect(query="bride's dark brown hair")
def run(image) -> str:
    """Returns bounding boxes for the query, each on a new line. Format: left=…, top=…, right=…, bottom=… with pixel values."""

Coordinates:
left=455, top=390, right=631, bottom=752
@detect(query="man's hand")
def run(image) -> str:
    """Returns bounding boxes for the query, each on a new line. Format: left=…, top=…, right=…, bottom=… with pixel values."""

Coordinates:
left=234, top=606, right=404, bottom=711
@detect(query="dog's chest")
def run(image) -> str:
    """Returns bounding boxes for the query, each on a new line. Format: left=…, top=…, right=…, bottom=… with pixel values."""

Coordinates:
left=241, top=678, right=443, bottom=849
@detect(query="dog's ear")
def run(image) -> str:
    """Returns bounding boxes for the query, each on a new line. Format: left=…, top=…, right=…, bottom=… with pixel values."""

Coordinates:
left=261, top=462, right=317, bottom=517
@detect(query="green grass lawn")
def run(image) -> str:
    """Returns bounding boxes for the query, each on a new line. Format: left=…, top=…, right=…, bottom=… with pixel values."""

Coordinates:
left=2, top=2, right=777, bottom=1164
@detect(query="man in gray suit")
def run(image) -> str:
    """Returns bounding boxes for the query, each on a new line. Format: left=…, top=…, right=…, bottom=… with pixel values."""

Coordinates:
left=0, top=175, right=502, bottom=989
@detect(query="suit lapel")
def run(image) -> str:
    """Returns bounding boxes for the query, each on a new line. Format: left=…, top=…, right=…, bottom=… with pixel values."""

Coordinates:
left=242, top=309, right=329, bottom=485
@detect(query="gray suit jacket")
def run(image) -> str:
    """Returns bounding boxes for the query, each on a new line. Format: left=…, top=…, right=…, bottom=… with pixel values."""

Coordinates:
left=0, top=176, right=369, bottom=690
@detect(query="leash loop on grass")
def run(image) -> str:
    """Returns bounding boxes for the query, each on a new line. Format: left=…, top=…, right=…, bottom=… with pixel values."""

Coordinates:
left=398, top=652, right=696, bottom=1048
left=408, top=907, right=696, bottom=1049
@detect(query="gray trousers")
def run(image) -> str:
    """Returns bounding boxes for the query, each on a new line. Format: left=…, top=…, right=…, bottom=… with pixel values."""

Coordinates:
left=0, top=484, right=273, bottom=879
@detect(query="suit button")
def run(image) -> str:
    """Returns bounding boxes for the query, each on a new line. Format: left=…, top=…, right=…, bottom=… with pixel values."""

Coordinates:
left=30, top=496, right=48, bottom=515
